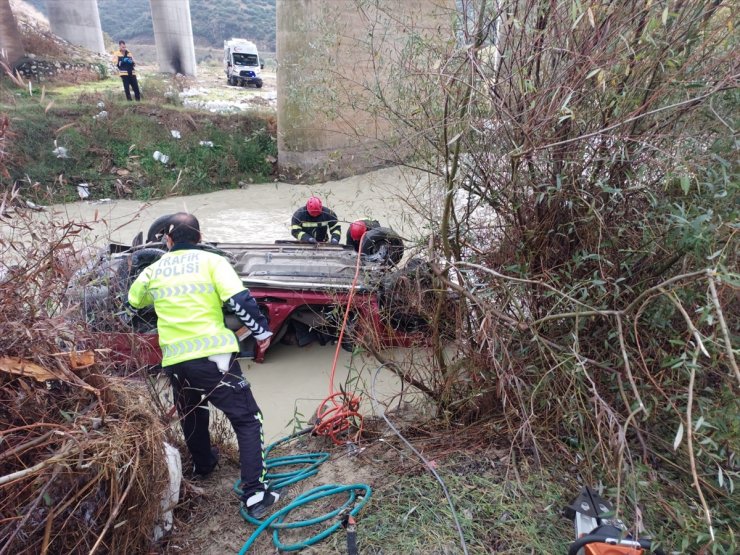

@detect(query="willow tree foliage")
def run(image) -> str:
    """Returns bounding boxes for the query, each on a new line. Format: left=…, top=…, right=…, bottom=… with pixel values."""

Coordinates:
left=325, top=1, right=738, bottom=551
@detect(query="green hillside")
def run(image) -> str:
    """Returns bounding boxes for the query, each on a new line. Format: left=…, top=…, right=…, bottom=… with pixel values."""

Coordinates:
left=23, top=0, right=276, bottom=51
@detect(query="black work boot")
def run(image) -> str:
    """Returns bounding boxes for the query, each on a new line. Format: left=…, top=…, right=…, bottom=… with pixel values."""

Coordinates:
left=192, top=447, right=220, bottom=480
left=243, top=488, right=280, bottom=519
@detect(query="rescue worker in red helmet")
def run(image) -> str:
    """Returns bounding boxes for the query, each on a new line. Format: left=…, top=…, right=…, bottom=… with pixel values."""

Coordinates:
left=290, top=196, right=341, bottom=244
left=346, top=218, right=380, bottom=252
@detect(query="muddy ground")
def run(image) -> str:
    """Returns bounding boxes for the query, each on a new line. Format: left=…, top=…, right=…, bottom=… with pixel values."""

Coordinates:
left=167, top=435, right=391, bottom=555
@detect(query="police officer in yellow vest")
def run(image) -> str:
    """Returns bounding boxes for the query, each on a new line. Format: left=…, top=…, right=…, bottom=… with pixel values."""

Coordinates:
left=128, top=212, right=279, bottom=518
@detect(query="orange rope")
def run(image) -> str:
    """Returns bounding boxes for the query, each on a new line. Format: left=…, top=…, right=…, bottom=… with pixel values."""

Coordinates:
left=314, top=232, right=366, bottom=445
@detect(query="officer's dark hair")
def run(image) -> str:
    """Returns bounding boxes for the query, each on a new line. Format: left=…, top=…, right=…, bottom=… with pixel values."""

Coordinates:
left=165, top=212, right=200, bottom=244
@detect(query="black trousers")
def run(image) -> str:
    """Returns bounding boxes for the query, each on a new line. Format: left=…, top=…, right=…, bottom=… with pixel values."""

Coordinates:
left=167, top=355, right=267, bottom=500
left=120, top=74, right=141, bottom=101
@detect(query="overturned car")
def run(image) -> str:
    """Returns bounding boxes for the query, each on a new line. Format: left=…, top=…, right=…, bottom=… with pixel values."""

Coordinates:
left=67, top=215, right=434, bottom=367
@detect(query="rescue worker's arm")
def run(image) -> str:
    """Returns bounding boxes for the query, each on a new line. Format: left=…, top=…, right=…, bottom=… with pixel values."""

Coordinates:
left=227, top=290, right=271, bottom=340
left=210, top=256, right=272, bottom=340
left=328, top=210, right=341, bottom=244
left=291, top=211, right=315, bottom=242
left=128, top=266, right=154, bottom=308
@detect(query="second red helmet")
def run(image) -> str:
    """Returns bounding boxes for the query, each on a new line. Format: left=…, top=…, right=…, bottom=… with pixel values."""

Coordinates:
left=349, top=220, right=367, bottom=241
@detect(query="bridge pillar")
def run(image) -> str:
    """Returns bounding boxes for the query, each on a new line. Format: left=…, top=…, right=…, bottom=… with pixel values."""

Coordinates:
left=0, top=0, right=24, bottom=65
left=46, top=0, right=105, bottom=55
left=276, top=0, right=455, bottom=182
left=149, top=0, right=197, bottom=76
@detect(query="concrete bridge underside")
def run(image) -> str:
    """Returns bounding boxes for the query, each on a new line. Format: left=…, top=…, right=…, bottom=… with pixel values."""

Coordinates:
left=276, top=0, right=455, bottom=181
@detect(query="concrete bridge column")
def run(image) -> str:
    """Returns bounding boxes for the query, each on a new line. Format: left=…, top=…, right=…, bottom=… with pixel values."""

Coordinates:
left=46, top=0, right=105, bottom=55
left=0, top=0, right=24, bottom=65
left=276, top=0, right=455, bottom=182
left=149, top=0, right=197, bottom=76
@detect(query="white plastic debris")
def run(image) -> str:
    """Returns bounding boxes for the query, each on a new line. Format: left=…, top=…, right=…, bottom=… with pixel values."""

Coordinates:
left=96, top=101, right=105, bottom=109
left=199, top=140, right=214, bottom=147
left=77, top=184, right=90, bottom=199
left=153, top=442, right=182, bottom=541
left=52, top=140, right=68, bottom=159
left=92, top=110, right=108, bottom=121
left=170, top=130, right=181, bottom=139
left=152, top=151, right=170, bottom=164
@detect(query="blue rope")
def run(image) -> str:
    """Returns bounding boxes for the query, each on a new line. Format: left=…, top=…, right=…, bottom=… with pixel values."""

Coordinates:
left=234, top=432, right=372, bottom=553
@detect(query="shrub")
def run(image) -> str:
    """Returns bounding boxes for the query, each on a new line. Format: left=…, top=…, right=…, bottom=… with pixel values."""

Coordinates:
left=326, top=1, right=738, bottom=551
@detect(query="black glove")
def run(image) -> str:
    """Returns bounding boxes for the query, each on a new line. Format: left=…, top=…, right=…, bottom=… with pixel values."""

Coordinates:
left=330, top=238, right=339, bottom=245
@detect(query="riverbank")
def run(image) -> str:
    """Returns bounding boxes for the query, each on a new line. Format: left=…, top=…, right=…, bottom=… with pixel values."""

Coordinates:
left=0, top=72, right=277, bottom=204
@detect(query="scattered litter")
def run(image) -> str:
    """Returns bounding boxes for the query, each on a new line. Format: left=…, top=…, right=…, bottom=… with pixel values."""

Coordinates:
left=94, top=198, right=112, bottom=204
left=153, top=151, right=170, bottom=164
left=199, top=140, right=214, bottom=147
left=93, top=110, right=108, bottom=121
left=52, top=140, right=68, bottom=159
left=96, top=101, right=105, bottom=109
left=179, top=87, right=211, bottom=98
left=77, top=184, right=90, bottom=199
left=170, top=130, right=181, bottom=139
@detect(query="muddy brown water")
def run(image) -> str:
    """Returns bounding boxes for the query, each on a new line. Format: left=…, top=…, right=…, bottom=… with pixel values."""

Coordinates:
left=51, top=166, right=433, bottom=441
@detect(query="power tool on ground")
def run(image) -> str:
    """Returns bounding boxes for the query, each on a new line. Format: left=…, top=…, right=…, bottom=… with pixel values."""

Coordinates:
left=565, top=486, right=665, bottom=555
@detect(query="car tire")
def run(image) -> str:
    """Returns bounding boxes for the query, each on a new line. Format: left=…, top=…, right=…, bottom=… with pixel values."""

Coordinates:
left=146, top=214, right=175, bottom=244
left=360, top=227, right=404, bottom=265
left=116, top=248, right=166, bottom=291
left=115, top=247, right=165, bottom=331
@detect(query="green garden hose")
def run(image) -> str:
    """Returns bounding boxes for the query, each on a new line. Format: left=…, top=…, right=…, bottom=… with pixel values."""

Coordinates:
left=234, top=430, right=372, bottom=553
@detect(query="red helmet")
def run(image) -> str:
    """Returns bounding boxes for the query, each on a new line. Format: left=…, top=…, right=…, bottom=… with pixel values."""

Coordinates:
left=349, top=220, right=367, bottom=242
left=306, top=196, right=323, bottom=217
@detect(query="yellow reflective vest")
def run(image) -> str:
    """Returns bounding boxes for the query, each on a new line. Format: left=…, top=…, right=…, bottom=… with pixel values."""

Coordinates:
left=111, top=48, right=136, bottom=76
left=128, top=248, right=245, bottom=367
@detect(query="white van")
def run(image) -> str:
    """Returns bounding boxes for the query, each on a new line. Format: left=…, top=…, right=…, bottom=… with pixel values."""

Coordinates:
left=224, top=39, right=263, bottom=88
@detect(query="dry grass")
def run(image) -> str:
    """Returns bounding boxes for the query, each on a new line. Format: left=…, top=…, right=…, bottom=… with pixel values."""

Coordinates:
left=0, top=205, right=173, bottom=554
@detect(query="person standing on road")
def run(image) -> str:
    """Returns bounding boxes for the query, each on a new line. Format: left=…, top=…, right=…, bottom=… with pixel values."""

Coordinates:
left=112, top=40, right=141, bottom=101
left=128, top=212, right=279, bottom=518
left=290, top=196, right=341, bottom=244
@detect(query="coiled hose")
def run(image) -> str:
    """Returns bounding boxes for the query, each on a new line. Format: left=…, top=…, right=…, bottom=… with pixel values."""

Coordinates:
left=234, top=429, right=372, bottom=553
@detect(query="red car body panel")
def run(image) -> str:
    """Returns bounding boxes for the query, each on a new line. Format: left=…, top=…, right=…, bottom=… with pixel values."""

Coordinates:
left=93, top=240, right=425, bottom=367
left=102, top=287, right=422, bottom=367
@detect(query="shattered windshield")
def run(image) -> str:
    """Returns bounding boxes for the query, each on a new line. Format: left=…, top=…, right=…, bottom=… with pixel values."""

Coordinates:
left=233, top=53, right=258, bottom=66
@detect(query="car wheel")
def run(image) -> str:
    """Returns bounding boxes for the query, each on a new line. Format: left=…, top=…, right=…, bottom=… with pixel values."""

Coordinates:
left=360, top=227, right=404, bottom=265
left=146, top=214, right=175, bottom=244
